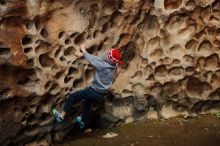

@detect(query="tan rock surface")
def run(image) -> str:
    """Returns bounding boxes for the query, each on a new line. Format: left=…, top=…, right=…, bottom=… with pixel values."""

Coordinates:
left=0, top=0, right=220, bottom=145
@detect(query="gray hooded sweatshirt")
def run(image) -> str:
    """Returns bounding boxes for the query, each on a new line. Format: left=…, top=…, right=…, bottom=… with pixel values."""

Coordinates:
left=84, top=52, right=116, bottom=93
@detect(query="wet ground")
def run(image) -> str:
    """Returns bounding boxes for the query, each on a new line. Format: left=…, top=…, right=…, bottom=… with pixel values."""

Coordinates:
left=55, top=114, right=220, bottom=146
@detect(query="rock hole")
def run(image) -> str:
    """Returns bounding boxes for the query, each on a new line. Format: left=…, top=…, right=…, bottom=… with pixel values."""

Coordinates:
left=204, top=53, right=219, bottom=70
left=186, top=67, right=195, bottom=74
left=131, top=11, right=143, bottom=26
left=35, top=42, right=50, bottom=54
left=74, top=32, right=86, bottom=45
left=104, top=37, right=109, bottom=42
left=150, top=61, right=157, bottom=66
left=173, top=59, right=181, bottom=65
left=110, top=11, right=123, bottom=27
left=169, top=67, right=184, bottom=76
left=65, top=87, right=70, bottom=93
left=87, top=35, right=92, bottom=39
left=40, top=28, right=48, bottom=38
left=147, top=74, right=155, bottom=80
left=35, top=39, right=43, bottom=45
left=87, top=45, right=97, bottom=54
left=185, top=39, right=198, bottom=50
left=131, top=71, right=142, bottom=79
left=170, top=44, right=182, bottom=53
left=148, top=36, right=160, bottom=50
left=26, top=114, right=37, bottom=125
left=67, top=61, right=72, bottom=65
left=117, top=33, right=131, bottom=47
left=26, top=59, right=34, bottom=67
left=60, top=56, right=66, bottom=62
left=0, top=46, right=11, bottom=56
left=214, top=40, right=220, bottom=46
left=209, top=15, right=218, bottom=22
left=44, top=81, right=52, bottom=90
left=49, top=83, right=59, bottom=92
left=24, top=47, right=33, bottom=54
left=186, top=77, right=203, bottom=98
left=39, top=113, right=49, bottom=121
left=24, top=20, right=33, bottom=29
left=185, top=0, right=195, bottom=9
left=122, top=89, right=132, bottom=94
left=101, top=23, right=109, bottom=33
left=209, top=88, right=220, bottom=98
left=39, top=54, right=55, bottom=67
left=34, top=17, right=41, bottom=30
left=146, top=15, right=160, bottom=32
left=0, top=88, right=11, bottom=97
left=191, top=101, right=204, bottom=113
left=70, top=32, right=79, bottom=38
left=196, top=56, right=206, bottom=68
left=55, top=46, right=61, bottom=58
left=72, top=79, right=83, bottom=88
left=0, top=0, right=6, bottom=5
left=51, top=64, right=59, bottom=72
left=93, top=30, right=100, bottom=38
left=144, top=65, right=152, bottom=74
left=121, top=42, right=136, bottom=69
left=64, top=76, right=72, bottom=83
left=36, top=67, right=43, bottom=75
left=21, top=106, right=28, bottom=113
left=35, top=78, right=40, bottom=84
left=198, top=40, right=213, bottom=52
left=68, top=67, right=78, bottom=75
left=213, top=1, right=220, bottom=10
left=150, top=49, right=163, bottom=60
left=64, top=46, right=76, bottom=56
left=183, top=55, right=194, bottom=64
left=201, top=100, right=213, bottom=112
left=17, top=77, right=31, bottom=85
left=164, top=0, right=182, bottom=9
left=85, top=69, right=94, bottom=82
left=22, top=35, right=32, bottom=45
left=58, top=31, right=65, bottom=39
left=97, top=43, right=103, bottom=51
left=194, top=28, right=206, bottom=40
left=163, top=82, right=178, bottom=97
left=154, top=65, right=167, bottom=76
left=65, top=38, right=71, bottom=45
left=90, top=3, right=99, bottom=13
left=16, top=68, right=35, bottom=86
left=55, top=71, right=64, bottom=79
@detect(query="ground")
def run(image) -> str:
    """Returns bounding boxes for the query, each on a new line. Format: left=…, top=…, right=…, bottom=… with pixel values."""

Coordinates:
left=55, top=114, right=220, bottom=146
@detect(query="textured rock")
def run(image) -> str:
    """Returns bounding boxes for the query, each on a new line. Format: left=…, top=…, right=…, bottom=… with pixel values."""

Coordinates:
left=1, top=0, right=220, bottom=145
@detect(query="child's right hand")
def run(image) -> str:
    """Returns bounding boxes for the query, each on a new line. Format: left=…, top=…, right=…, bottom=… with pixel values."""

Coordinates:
left=74, top=50, right=83, bottom=57
left=80, top=44, right=87, bottom=54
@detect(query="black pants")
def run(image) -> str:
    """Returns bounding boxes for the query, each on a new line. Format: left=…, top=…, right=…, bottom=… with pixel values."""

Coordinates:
left=64, top=87, right=103, bottom=123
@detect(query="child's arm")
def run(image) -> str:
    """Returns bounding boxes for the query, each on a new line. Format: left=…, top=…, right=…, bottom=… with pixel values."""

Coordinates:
left=80, top=44, right=104, bottom=70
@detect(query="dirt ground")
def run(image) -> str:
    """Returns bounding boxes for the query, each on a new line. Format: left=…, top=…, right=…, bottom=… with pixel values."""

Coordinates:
left=55, top=114, right=220, bottom=146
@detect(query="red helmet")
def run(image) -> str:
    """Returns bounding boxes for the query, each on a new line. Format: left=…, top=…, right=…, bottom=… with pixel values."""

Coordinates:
left=106, top=48, right=123, bottom=65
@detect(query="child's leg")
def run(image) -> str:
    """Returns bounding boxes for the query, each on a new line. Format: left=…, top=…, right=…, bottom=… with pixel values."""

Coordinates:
left=81, top=87, right=104, bottom=125
left=81, top=100, right=92, bottom=125
left=61, top=87, right=90, bottom=118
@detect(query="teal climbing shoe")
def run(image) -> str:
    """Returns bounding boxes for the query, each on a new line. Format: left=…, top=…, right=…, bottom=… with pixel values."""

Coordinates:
left=53, top=109, right=62, bottom=123
left=75, top=116, right=84, bottom=129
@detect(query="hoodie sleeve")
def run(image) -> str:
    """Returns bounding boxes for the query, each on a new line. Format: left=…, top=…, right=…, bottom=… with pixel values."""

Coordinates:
left=84, top=52, right=104, bottom=70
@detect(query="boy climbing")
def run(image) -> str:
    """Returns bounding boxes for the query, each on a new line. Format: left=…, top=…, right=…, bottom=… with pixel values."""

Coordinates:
left=53, top=43, right=122, bottom=129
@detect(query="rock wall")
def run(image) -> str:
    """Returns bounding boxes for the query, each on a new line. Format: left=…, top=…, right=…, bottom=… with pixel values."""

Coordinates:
left=0, top=0, right=220, bottom=145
